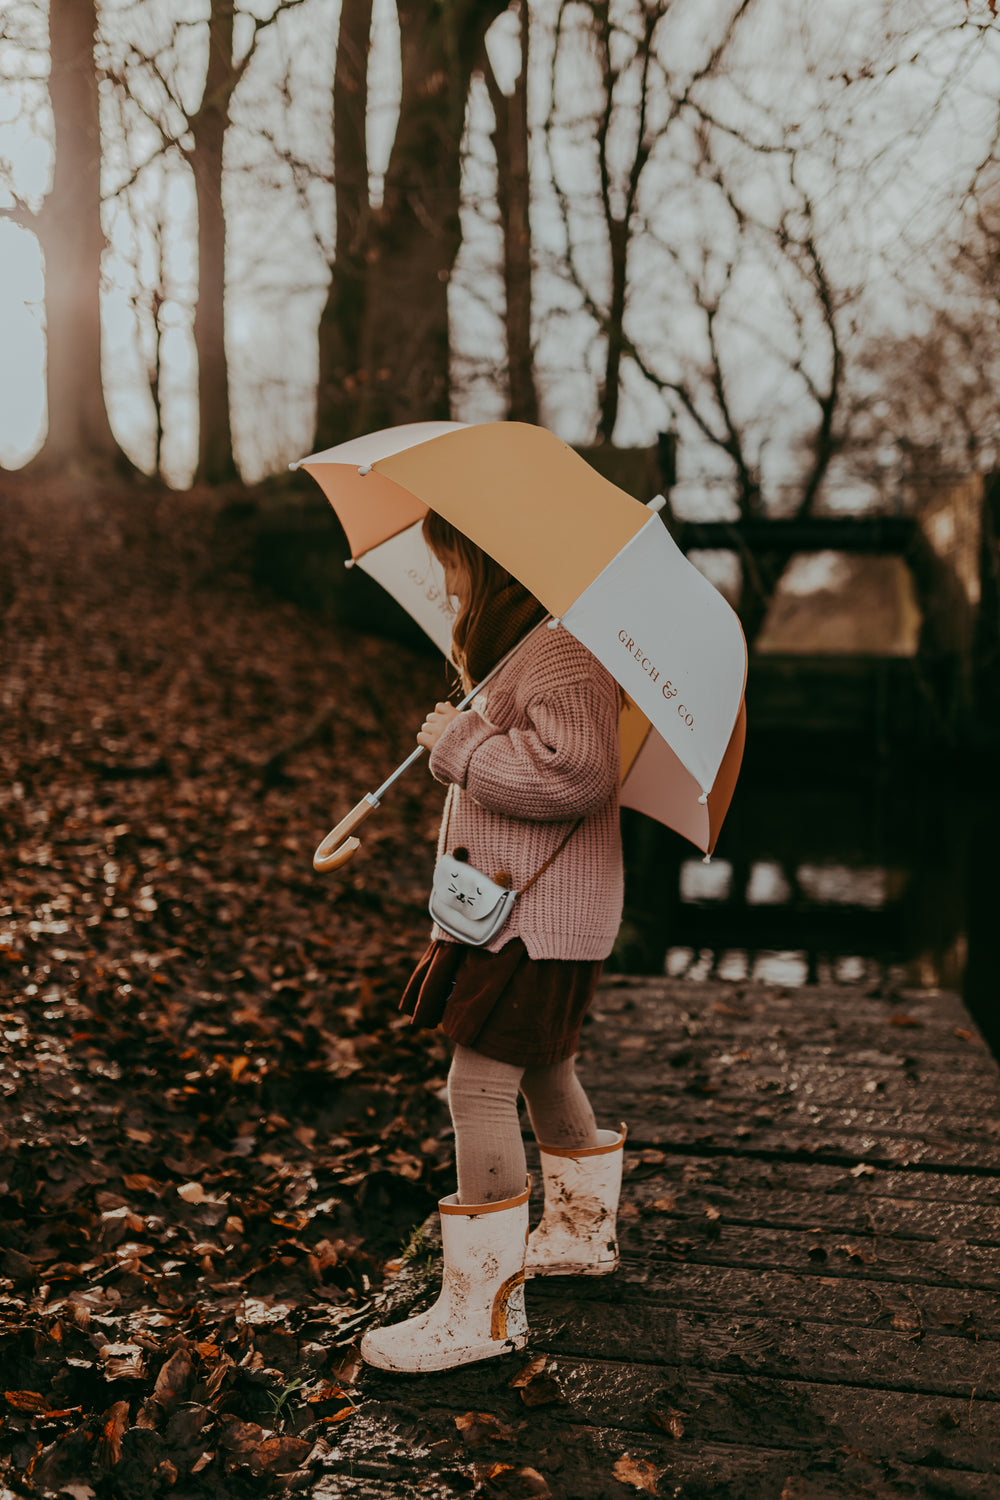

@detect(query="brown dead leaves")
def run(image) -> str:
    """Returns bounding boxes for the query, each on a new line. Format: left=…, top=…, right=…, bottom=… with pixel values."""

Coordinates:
left=0, top=480, right=455, bottom=1494
left=508, top=1355, right=563, bottom=1408
left=613, top=1452, right=665, bottom=1491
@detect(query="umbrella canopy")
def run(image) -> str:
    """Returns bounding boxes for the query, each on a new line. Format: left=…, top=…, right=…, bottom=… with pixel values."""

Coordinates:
left=292, top=420, right=747, bottom=855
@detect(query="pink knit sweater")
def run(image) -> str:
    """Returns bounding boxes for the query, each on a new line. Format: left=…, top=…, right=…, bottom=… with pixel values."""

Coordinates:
left=427, top=624, right=623, bottom=960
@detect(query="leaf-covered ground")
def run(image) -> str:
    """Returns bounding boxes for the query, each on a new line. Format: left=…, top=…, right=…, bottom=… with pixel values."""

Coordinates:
left=0, top=473, right=460, bottom=1496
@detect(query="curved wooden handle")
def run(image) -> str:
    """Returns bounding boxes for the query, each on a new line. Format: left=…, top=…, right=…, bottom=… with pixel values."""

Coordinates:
left=314, top=796, right=378, bottom=872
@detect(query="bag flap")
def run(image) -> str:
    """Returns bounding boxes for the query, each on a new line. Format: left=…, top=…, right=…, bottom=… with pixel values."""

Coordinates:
left=432, top=859, right=511, bottom=922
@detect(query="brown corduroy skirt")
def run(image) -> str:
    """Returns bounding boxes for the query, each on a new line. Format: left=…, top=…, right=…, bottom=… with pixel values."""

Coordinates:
left=399, top=937, right=603, bottom=1067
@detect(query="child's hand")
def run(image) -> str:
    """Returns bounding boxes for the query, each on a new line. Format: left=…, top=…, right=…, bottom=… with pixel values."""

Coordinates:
left=417, top=701, right=461, bottom=751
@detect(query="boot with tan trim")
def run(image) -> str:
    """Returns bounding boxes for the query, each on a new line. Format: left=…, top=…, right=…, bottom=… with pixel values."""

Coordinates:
left=525, top=1124, right=627, bottom=1278
left=360, top=1183, right=530, bottom=1373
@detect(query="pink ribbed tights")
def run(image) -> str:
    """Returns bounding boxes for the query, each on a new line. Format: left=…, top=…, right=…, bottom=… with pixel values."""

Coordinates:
left=446, top=1044, right=599, bottom=1204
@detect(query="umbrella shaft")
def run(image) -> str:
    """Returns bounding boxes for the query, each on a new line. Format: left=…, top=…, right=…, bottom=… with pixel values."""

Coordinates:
left=372, top=745, right=425, bottom=802
left=369, top=678, right=488, bottom=802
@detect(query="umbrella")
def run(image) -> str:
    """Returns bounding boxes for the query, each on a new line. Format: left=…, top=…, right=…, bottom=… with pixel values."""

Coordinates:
left=291, top=420, right=747, bottom=870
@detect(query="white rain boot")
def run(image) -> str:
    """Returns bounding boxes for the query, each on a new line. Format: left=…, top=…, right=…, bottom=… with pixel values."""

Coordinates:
left=525, top=1124, right=627, bottom=1278
left=360, top=1183, right=530, bottom=1373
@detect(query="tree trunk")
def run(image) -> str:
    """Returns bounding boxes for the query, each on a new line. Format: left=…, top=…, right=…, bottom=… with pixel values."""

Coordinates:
left=488, top=2, right=538, bottom=425
left=316, top=0, right=374, bottom=448
left=190, top=1, right=236, bottom=482
left=316, top=0, right=510, bottom=449
left=598, top=218, right=629, bottom=442
left=32, top=0, right=119, bottom=469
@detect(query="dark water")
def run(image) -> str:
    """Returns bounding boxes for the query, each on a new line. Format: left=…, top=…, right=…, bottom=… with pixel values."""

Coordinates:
left=616, top=736, right=1000, bottom=1065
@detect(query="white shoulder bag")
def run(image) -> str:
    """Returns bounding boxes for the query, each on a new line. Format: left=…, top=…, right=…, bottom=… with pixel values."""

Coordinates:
left=429, top=817, right=583, bottom=947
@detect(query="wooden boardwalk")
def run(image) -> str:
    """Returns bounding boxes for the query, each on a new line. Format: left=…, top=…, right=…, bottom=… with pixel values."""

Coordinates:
left=316, top=980, right=1000, bottom=1499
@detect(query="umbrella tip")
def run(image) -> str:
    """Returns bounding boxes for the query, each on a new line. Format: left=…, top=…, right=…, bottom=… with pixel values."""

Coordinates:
left=646, top=493, right=667, bottom=513
left=547, top=617, right=561, bottom=630
left=702, top=854, right=712, bottom=865
left=288, top=461, right=299, bottom=471
left=358, top=464, right=372, bottom=476
left=698, top=790, right=708, bottom=804
left=344, top=558, right=356, bottom=569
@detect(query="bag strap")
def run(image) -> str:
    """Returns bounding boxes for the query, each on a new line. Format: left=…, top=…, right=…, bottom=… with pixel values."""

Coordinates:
left=441, top=789, right=583, bottom=899
left=517, top=818, right=584, bottom=897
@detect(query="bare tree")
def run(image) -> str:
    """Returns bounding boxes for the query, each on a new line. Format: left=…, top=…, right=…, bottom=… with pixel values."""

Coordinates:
left=315, top=0, right=512, bottom=448
left=482, top=3, right=539, bottom=425
left=1, top=0, right=122, bottom=471
left=107, top=0, right=310, bottom=481
left=536, top=1, right=868, bottom=641
left=189, top=2, right=237, bottom=482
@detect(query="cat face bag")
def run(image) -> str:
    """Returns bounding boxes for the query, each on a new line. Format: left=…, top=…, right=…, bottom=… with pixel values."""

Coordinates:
left=428, top=822, right=583, bottom=948
left=428, top=849, right=518, bottom=946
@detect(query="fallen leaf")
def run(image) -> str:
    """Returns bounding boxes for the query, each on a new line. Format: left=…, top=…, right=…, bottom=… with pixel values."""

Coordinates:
left=152, top=1345, right=192, bottom=1409
left=508, top=1354, right=547, bottom=1388
left=472, top=1463, right=551, bottom=1497
left=647, top=1405, right=685, bottom=1439
left=4, top=1390, right=50, bottom=1414
left=250, top=1435, right=312, bottom=1474
left=834, top=1242, right=875, bottom=1263
left=100, top=1343, right=147, bottom=1381
left=121, top=1174, right=163, bottom=1194
left=519, top=1373, right=562, bottom=1409
left=455, top=1410, right=517, bottom=1445
left=514, top=1468, right=551, bottom=1497
left=613, top=1452, right=664, bottom=1491
left=98, top=1399, right=130, bottom=1466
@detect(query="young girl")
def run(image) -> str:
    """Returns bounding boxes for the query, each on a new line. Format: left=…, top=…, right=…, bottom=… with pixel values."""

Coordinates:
left=360, top=514, right=627, bottom=1375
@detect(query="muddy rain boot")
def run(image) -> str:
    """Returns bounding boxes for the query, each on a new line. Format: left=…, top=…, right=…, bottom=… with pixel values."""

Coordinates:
left=525, top=1124, right=626, bottom=1278
left=360, top=1183, right=530, bottom=1373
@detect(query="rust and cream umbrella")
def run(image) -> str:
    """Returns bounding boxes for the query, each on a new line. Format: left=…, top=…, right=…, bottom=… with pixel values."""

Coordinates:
left=291, top=420, right=747, bottom=869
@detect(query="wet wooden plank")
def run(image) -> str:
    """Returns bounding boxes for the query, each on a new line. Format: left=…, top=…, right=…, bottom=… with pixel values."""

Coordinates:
left=612, top=1216, right=1000, bottom=1292
left=345, top=979, right=1000, bottom=1493
left=594, top=980, right=979, bottom=1028
left=543, top=1360, right=1000, bottom=1475
left=584, top=1019, right=996, bottom=1069
left=581, top=1089, right=1000, bottom=1170
left=534, top=1259, right=1000, bottom=1340
left=617, top=1164, right=1000, bottom=1248
left=527, top=1295, right=998, bottom=1397
left=342, top=1360, right=1000, bottom=1488
left=708, top=1038, right=995, bottom=1073
left=587, top=982, right=999, bottom=1059
left=598, top=1055, right=1000, bottom=1110
left=321, top=1405, right=1000, bottom=1499
left=597, top=1147, right=1000, bottom=1209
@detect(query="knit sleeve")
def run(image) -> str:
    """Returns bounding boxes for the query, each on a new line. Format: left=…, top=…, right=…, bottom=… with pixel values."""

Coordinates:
left=428, top=674, right=620, bottom=822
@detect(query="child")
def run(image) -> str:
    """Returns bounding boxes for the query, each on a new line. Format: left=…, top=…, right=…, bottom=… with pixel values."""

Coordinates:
left=359, top=514, right=627, bottom=1375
